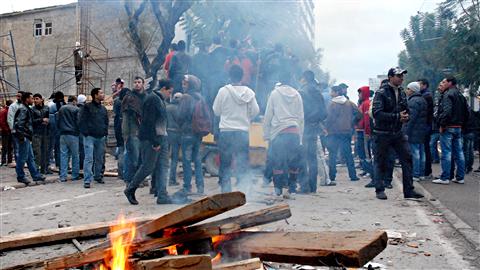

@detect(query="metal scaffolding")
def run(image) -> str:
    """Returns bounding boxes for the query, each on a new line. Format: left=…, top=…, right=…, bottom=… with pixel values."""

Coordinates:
left=0, top=31, right=20, bottom=100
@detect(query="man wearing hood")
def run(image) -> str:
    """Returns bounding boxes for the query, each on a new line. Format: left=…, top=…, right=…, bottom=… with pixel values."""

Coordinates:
left=325, top=86, right=359, bottom=184
left=166, top=92, right=183, bottom=186
left=371, top=67, right=424, bottom=200
left=404, top=82, right=428, bottom=181
left=213, top=65, right=260, bottom=193
left=356, top=86, right=373, bottom=178
left=263, top=71, right=304, bottom=197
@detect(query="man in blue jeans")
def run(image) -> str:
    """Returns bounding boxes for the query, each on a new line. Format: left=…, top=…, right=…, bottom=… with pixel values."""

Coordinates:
left=433, top=76, right=469, bottom=185
left=57, top=96, right=80, bottom=182
left=13, top=92, right=46, bottom=185
left=79, top=88, right=108, bottom=188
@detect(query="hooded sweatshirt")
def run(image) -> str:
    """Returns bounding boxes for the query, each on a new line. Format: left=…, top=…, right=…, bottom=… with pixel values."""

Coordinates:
left=263, top=84, right=304, bottom=141
left=325, top=95, right=356, bottom=135
left=356, top=86, right=371, bottom=135
left=213, top=84, right=260, bottom=132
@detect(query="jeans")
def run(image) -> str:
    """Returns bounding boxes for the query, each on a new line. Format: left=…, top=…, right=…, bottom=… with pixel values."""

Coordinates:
left=371, top=140, right=394, bottom=186
left=356, top=131, right=373, bottom=175
left=83, top=136, right=105, bottom=183
left=129, top=138, right=169, bottom=198
left=124, top=136, right=141, bottom=183
left=440, top=128, right=465, bottom=180
left=327, top=134, right=357, bottom=181
left=79, top=134, right=85, bottom=170
left=116, top=146, right=125, bottom=179
left=32, top=134, right=49, bottom=173
left=60, top=135, right=80, bottom=181
left=270, top=133, right=302, bottom=192
left=181, top=134, right=204, bottom=192
left=300, top=132, right=318, bottom=193
left=463, top=132, right=475, bottom=172
left=167, top=131, right=182, bottom=183
left=218, top=131, right=250, bottom=193
left=15, top=138, right=41, bottom=181
left=373, top=133, right=414, bottom=195
left=410, top=143, right=425, bottom=178
left=430, top=132, right=440, bottom=162
left=1, top=131, right=13, bottom=164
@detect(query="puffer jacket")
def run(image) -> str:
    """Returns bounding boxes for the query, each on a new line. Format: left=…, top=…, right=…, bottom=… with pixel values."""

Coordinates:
left=13, top=104, right=34, bottom=141
left=404, top=93, right=428, bottom=143
left=372, top=83, right=409, bottom=135
left=436, top=87, right=469, bottom=128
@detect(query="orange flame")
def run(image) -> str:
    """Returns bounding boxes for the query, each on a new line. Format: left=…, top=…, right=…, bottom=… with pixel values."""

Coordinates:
left=98, top=214, right=137, bottom=270
left=211, top=252, right=222, bottom=264
left=164, top=245, right=178, bottom=255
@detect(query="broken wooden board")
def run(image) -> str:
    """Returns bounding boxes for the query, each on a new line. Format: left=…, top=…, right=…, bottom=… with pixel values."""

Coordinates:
left=0, top=215, right=156, bottom=251
left=218, top=231, right=388, bottom=267
left=134, top=255, right=212, bottom=270
left=213, top=258, right=262, bottom=270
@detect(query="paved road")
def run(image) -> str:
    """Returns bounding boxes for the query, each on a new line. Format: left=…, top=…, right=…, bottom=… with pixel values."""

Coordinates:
left=419, top=158, right=480, bottom=232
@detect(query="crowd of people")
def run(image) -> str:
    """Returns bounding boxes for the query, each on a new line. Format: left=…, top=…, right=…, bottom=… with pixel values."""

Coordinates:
left=0, top=38, right=479, bottom=204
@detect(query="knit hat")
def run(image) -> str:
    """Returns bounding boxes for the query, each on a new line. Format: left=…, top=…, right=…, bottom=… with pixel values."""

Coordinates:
left=77, top=94, right=87, bottom=104
left=407, top=82, right=421, bottom=93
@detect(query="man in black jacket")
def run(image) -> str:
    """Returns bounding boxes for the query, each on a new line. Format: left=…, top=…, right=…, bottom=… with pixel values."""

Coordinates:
left=124, top=79, right=172, bottom=205
left=32, top=94, right=50, bottom=174
left=298, top=70, right=327, bottom=193
left=79, top=88, right=108, bottom=188
left=418, top=79, right=435, bottom=179
left=433, top=75, right=469, bottom=185
left=371, top=67, right=423, bottom=200
left=57, top=96, right=80, bottom=182
left=14, top=92, right=46, bottom=185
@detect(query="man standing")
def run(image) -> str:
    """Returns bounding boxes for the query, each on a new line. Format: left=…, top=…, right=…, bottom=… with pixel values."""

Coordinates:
left=432, top=76, right=469, bottom=185
left=297, top=70, right=327, bottom=193
left=263, top=72, right=304, bottom=196
left=169, top=40, right=191, bottom=95
left=73, top=42, right=89, bottom=85
left=13, top=92, right=46, bottom=185
left=1, top=100, right=13, bottom=166
left=404, top=82, right=428, bottom=181
left=7, top=91, right=24, bottom=162
left=31, top=94, right=50, bottom=174
left=122, top=77, right=146, bottom=183
left=124, top=79, right=172, bottom=205
left=324, top=86, right=359, bottom=184
left=418, top=79, right=434, bottom=179
left=166, top=92, right=182, bottom=186
left=79, top=88, right=108, bottom=188
left=57, top=96, right=80, bottom=182
left=371, top=67, right=424, bottom=200
left=213, top=65, right=260, bottom=193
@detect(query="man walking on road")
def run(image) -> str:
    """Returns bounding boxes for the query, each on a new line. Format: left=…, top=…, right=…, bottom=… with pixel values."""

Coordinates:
left=13, top=92, right=46, bottom=185
left=371, top=67, right=424, bottom=200
left=79, top=88, right=108, bottom=188
left=124, top=79, right=172, bottom=205
left=213, top=65, right=260, bottom=193
left=57, top=96, right=80, bottom=182
left=432, top=76, right=469, bottom=185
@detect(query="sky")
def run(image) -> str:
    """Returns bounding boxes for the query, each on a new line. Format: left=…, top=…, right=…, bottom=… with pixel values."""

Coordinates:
left=2, top=0, right=443, bottom=99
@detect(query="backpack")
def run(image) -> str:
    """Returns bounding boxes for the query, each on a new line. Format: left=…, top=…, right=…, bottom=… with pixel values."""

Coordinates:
left=191, top=95, right=213, bottom=137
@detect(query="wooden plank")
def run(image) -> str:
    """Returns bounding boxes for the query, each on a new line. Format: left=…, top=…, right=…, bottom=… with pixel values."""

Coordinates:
left=218, top=231, right=388, bottom=267
left=0, top=215, right=156, bottom=251
left=134, top=255, right=212, bottom=270
left=213, top=258, right=262, bottom=270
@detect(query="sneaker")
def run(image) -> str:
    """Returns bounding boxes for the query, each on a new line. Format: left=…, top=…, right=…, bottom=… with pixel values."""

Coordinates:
left=326, top=181, right=337, bottom=186
left=350, top=177, right=360, bottom=181
left=432, top=179, right=449, bottom=185
left=59, top=179, right=67, bottom=182
left=385, top=183, right=393, bottom=189
left=17, top=179, right=31, bottom=186
left=413, top=177, right=421, bottom=182
left=452, top=179, right=464, bottom=184
left=376, top=191, right=388, bottom=200
left=274, top=187, right=282, bottom=196
left=84, top=182, right=91, bottom=188
left=359, top=171, right=368, bottom=177
left=404, top=190, right=424, bottom=199
left=156, top=196, right=172, bottom=205
left=423, top=174, right=434, bottom=180
left=94, top=179, right=105, bottom=184
left=474, top=168, right=480, bottom=173
left=364, top=182, right=375, bottom=188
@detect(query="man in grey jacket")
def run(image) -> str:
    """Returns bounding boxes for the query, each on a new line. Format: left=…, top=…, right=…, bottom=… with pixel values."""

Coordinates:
left=57, top=96, right=80, bottom=182
left=7, top=91, right=24, bottom=161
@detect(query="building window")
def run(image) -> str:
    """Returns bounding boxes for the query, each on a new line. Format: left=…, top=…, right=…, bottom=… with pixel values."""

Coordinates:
left=34, top=19, right=42, bottom=37
left=45, top=22, right=52, bottom=35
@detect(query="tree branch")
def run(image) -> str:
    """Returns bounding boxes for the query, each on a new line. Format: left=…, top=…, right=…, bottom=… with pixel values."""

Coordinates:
left=124, top=0, right=151, bottom=75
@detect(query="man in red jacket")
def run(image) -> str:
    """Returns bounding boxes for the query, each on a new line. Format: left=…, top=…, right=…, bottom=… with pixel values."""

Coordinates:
left=0, top=100, right=13, bottom=165
left=355, top=86, right=373, bottom=179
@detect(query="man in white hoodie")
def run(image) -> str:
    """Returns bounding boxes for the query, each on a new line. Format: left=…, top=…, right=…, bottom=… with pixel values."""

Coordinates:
left=263, top=71, right=304, bottom=196
left=213, top=65, right=260, bottom=193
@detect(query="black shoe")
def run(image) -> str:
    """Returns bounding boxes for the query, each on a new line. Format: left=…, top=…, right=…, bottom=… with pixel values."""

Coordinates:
left=84, top=182, right=91, bottom=189
left=351, top=177, right=360, bottom=181
left=156, top=196, right=172, bottom=204
left=95, top=179, right=105, bottom=184
left=124, top=188, right=138, bottom=205
left=18, top=179, right=31, bottom=186
left=34, top=175, right=46, bottom=182
left=474, top=168, right=480, bottom=173
left=404, top=191, right=424, bottom=199
left=376, top=192, right=387, bottom=200
left=364, top=182, right=375, bottom=188
left=385, top=184, right=393, bottom=189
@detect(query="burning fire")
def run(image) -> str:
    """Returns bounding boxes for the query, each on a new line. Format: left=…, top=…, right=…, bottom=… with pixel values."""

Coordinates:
left=211, top=252, right=222, bottom=264
left=98, top=214, right=137, bottom=270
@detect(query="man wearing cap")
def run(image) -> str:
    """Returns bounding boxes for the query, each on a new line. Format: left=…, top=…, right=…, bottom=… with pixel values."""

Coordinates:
left=338, top=83, right=349, bottom=99
left=371, top=67, right=424, bottom=200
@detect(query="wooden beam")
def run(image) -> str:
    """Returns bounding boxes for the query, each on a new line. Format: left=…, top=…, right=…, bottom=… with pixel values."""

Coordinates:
left=213, top=258, right=262, bottom=270
left=134, top=255, right=212, bottom=270
left=218, top=231, right=388, bottom=267
left=0, top=215, right=156, bottom=251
